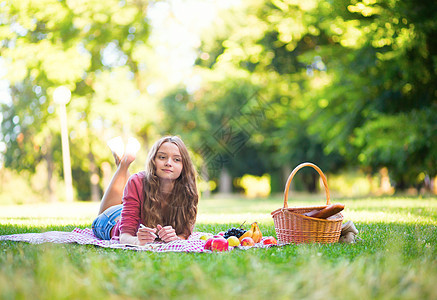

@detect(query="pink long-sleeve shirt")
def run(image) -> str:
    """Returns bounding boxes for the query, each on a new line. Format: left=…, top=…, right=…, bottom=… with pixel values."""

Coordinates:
left=111, top=171, right=147, bottom=238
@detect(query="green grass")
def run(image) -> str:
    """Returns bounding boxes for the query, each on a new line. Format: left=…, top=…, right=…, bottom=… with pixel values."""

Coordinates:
left=1, top=196, right=437, bottom=299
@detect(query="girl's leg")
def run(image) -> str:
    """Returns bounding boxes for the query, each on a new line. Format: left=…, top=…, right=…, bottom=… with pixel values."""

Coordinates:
left=98, top=151, right=136, bottom=215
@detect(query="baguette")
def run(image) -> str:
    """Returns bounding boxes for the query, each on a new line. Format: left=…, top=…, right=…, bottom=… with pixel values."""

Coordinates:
left=312, top=203, right=345, bottom=219
left=304, top=209, right=322, bottom=217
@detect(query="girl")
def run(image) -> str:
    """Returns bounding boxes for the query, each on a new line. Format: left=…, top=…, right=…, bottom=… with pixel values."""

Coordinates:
left=92, top=136, right=198, bottom=245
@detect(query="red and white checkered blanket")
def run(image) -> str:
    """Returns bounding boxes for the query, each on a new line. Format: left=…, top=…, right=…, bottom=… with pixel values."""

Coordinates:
left=0, top=228, right=207, bottom=252
left=0, top=228, right=273, bottom=252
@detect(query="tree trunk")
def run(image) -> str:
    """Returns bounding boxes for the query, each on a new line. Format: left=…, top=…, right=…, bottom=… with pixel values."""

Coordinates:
left=219, top=168, right=232, bottom=194
left=432, top=176, right=437, bottom=195
left=306, top=173, right=317, bottom=193
left=45, top=136, right=57, bottom=202
left=282, top=164, right=292, bottom=192
left=201, top=164, right=211, bottom=198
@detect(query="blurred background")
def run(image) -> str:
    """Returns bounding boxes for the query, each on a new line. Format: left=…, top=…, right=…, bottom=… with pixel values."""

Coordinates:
left=0, top=0, right=436, bottom=204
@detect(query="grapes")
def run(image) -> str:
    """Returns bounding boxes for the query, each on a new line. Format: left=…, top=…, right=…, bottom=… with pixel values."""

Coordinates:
left=223, top=226, right=247, bottom=239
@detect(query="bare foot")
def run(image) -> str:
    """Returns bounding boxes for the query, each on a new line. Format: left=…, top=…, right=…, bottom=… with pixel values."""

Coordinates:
left=107, top=136, right=124, bottom=166
left=120, top=151, right=136, bottom=167
left=108, top=136, right=140, bottom=167
left=119, top=137, right=140, bottom=167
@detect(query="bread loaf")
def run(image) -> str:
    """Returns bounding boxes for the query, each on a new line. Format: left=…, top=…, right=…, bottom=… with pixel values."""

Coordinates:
left=304, top=204, right=344, bottom=219
left=304, top=209, right=322, bottom=217
left=312, top=204, right=344, bottom=219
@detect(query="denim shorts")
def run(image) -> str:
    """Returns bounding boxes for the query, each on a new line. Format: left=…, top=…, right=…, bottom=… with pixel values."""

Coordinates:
left=92, top=204, right=123, bottom=240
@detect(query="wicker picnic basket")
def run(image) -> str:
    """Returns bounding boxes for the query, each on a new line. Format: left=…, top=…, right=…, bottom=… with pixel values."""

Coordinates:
left=271, top=162, right=343, bottom=244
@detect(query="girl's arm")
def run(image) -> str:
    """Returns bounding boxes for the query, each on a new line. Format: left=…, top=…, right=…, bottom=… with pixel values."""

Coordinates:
left=156, top=224, right=184, bottom=242
left=119, top=232, right=140, bottom=245
left=156, top=225, right=191, bottom=241
left=118, top=173, right=143, bottom=237
left=120, top=226, right=157, bottom=246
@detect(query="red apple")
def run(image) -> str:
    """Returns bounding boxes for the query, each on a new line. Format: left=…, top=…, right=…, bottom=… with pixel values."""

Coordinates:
left=204, top=237, right=214, bottom=250
left=204, top=235, right=225, bottom=250
left=218, top=231, right=225, bottom=236
left=262, top=236, right=277, bottom=245
left=211, top=237, right=229, bottom=252
left=240, top=237, right=255, bottom=246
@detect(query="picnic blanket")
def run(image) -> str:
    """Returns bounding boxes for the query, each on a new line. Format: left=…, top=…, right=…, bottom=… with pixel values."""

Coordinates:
left=0, top=228, right=272, bottom=252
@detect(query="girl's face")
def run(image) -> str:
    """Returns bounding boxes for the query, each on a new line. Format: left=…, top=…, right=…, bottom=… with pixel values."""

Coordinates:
left=154, top=142, right=183, bottom=181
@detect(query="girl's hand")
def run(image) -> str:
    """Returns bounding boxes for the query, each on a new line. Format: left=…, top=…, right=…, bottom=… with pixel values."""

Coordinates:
left=157, top=224, right=179, bottom=243
left=137, top=225, right=157, bottom=245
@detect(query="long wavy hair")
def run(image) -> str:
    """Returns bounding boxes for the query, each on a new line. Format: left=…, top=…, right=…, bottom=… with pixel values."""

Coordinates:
left=142, top=136, right=198, bottom=237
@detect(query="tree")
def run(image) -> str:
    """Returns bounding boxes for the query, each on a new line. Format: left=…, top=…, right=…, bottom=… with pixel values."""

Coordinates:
left=160, top=70, right=274, bottom=191
left=0, top=0, right=156, bottom=200
left=180, top=0, right=437, bottom=192
left=304, top=0, right=437, bottom=188
left=170, top=0, right=346, bottom=192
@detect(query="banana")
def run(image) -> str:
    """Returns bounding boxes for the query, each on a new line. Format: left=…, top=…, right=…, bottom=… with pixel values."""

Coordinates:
left=252, top=222, right=263, bottom=243
left=239, top=222, right=255, bottom=241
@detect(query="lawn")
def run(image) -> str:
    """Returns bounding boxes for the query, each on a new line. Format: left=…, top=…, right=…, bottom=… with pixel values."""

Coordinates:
left=1, top=195, right=437, bottom=300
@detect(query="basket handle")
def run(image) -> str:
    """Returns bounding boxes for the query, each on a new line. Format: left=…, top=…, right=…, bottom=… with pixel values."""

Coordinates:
left=283, top=162, right=330, bottom=208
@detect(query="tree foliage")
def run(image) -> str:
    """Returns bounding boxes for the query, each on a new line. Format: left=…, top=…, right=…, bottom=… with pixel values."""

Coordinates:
left=0, top=0, right=156, bottom=200
left=163, top=0, right=437, bottom=192
left=1, top=0, right=436, bottom=198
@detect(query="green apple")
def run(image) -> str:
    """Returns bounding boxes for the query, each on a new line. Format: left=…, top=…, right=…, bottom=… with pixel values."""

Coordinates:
left=200, top=233, right=212, bottom=241
left=227, top=236, right=240, bottom=247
